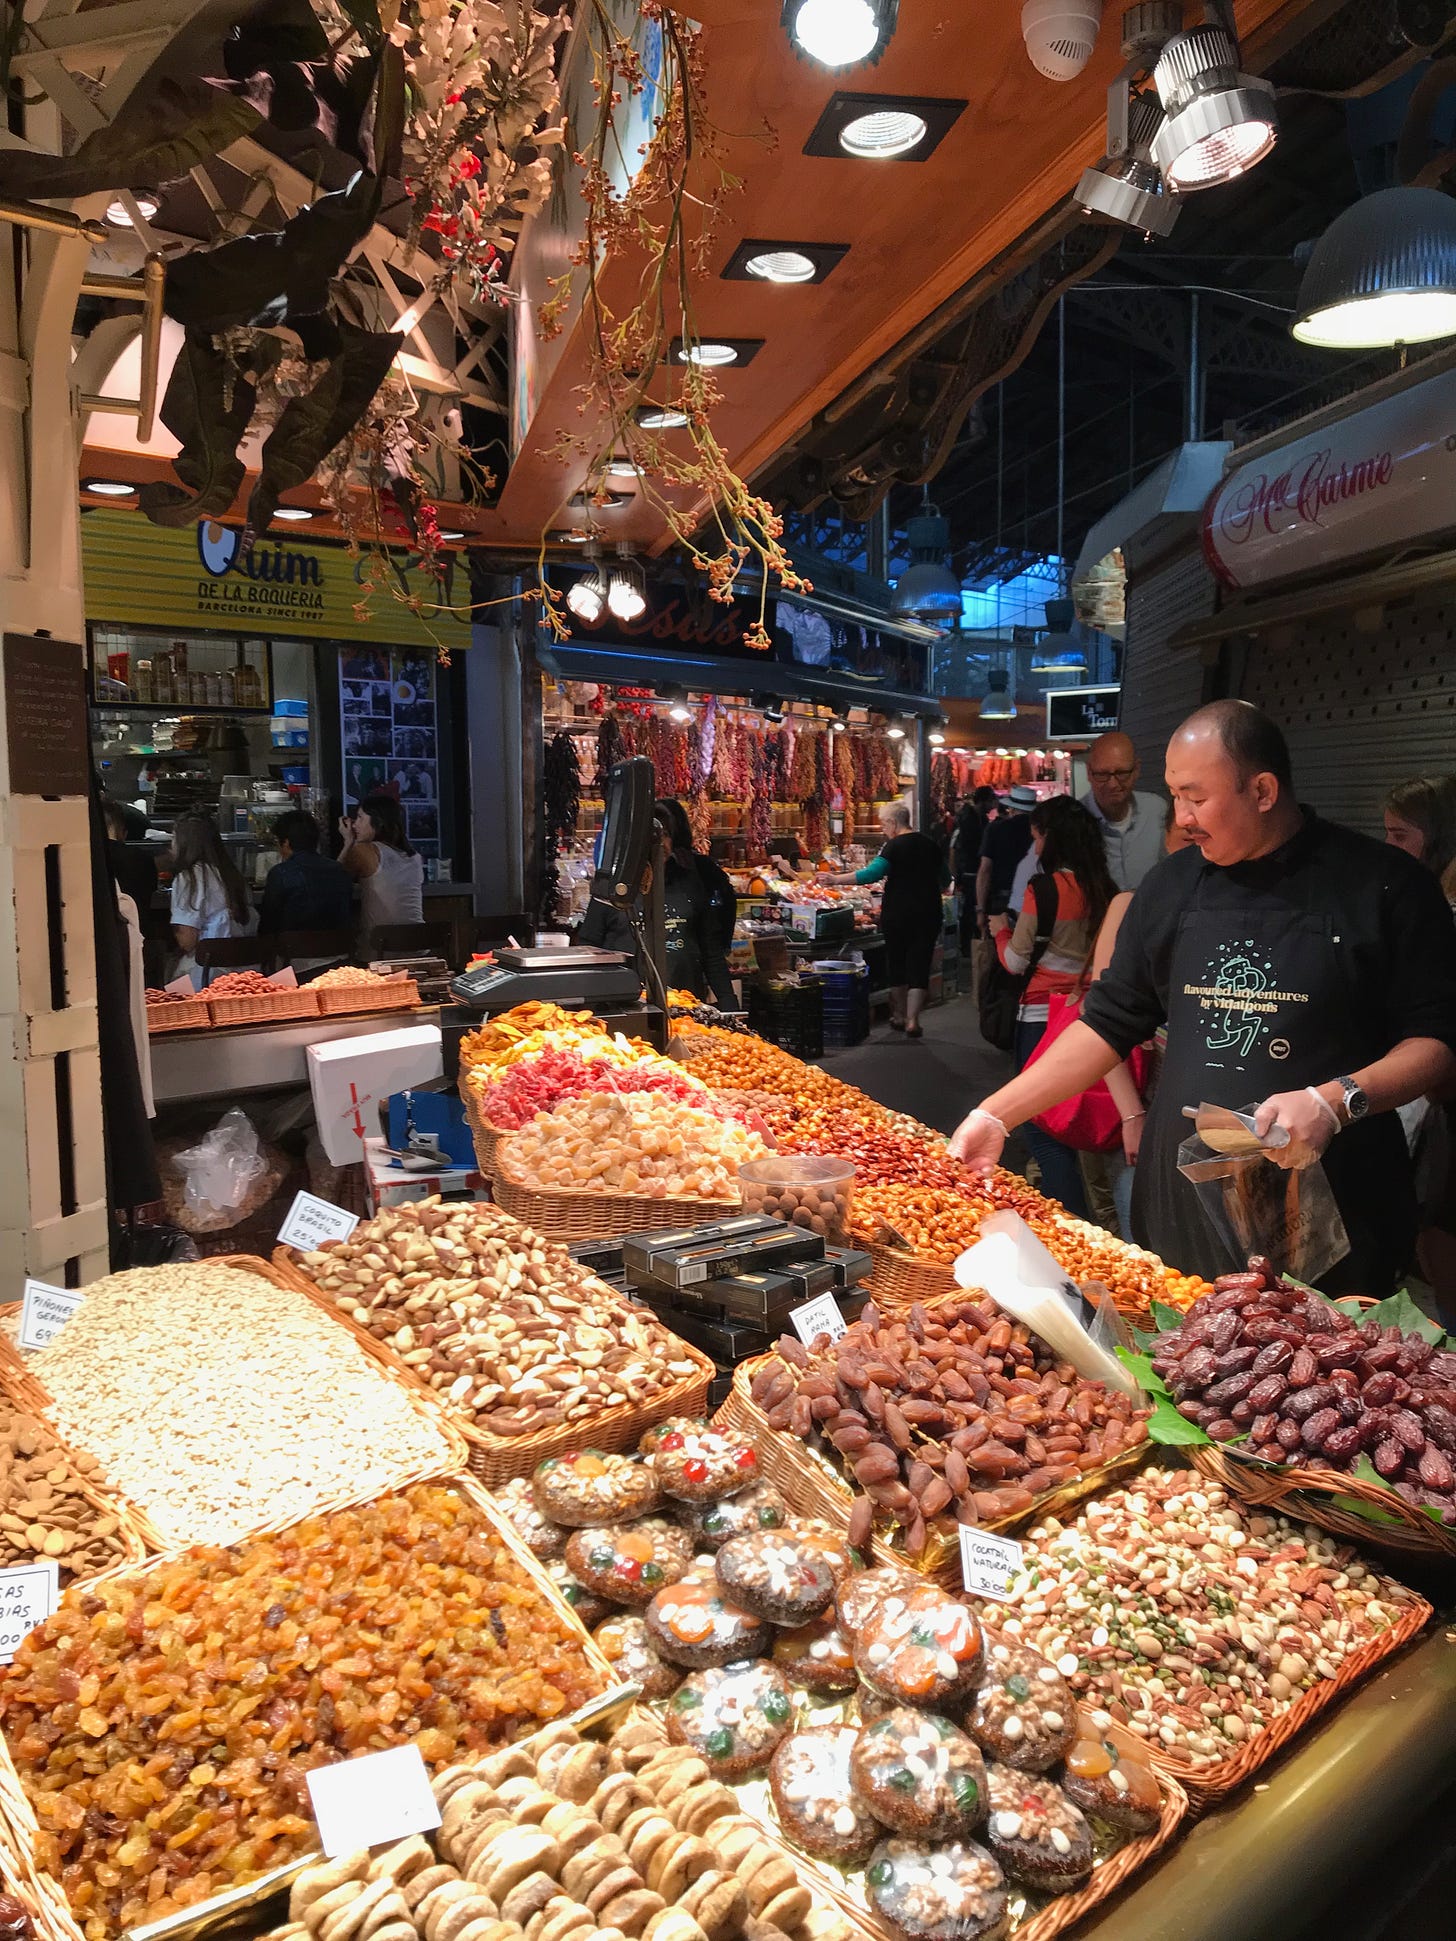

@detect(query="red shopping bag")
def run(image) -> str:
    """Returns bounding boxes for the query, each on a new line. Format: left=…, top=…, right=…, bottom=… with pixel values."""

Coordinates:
left=1026, top=991, right=1150, bottom=1153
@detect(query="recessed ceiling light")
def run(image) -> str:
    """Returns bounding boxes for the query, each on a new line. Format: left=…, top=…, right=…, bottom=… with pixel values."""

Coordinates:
left=637, top=403, right=689, bottom=430
left=272, top=506, right=315, bottom=522
left=668, top=337, right=765, bottom=368
left=104, top=189, right=160, bottom=228
left=568, top=491, right=627, bottom=512
left=83, top=478, right=136, bottom=497
left=438, top=529, right=466, bottom=541
left=723, top=239, right=850, bottom=284
left=604, top=457, right=642, bottom=482
left=804, top=91, right=966, bottom=163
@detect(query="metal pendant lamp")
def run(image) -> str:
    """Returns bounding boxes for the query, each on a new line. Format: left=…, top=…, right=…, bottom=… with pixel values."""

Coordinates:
left=890, top=491, right=963, bottom=620
left=1292, top=185, right=1456, bottom=349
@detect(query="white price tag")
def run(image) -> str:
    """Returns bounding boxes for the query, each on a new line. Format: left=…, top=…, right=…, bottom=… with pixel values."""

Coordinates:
left=0, top=1559, right=59, bottom=1663
left=164, top=974, right=197, bottom=997
left=268, top=966, right=299, bottom=990
left=306, top=1743, right=442, bottom=1858
left=790, top=1293, right=846, bottom=1345
left=19, top=1280, right=84, bottom=1351
left=958, top=1527, right=1024, bottom=1603
left=278, top=1191, right=360, bottom=1252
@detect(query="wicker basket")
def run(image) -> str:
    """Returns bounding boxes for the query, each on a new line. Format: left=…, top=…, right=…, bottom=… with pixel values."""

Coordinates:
left=314, top=975, right=420, bottom=1016
left=271, top=1247, right=716, bottom=1487
left=1143, top=1578, right=1431, bottom=1813
left=0, top=1475, right=620, bottom=1941
left=472, top=1118, right=505, bottom=1178
left=205, top=986, right=321, bottom=1026
left=0, top=1256, right=468, bottom=1551
left=492, top=1144, right=739, bottom=1243
left=864, top=1236, right=958, bottom=1307
left=717, top=1352, right=1147, bottom=1585
left=1190, top=1440, right=1456, bottom=1562
left=144, top=995, right=211, bottom=1033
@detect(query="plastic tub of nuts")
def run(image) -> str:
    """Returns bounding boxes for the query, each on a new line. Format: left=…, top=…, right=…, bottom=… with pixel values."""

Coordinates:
left=738, top=1155, right=855, bottom=1245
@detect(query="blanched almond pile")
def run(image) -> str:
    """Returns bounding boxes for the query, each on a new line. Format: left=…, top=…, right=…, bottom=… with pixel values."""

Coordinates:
left=501, top=1094, right=766, bottom=1199
left=29, top=1262, right=453, bottom=1544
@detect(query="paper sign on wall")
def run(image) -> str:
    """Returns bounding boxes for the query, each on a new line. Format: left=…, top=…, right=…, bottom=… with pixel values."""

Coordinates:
left=790, top=1293, right=846, bottom=1345
left=958, top=1528, right=1024, bottom=1603
left=0, top=1560, right=59, bottom=1662
left=278, top=1192, right=360, bottom=1251
left=306, top=1744, right=442, bottom=1858
left=19, top=1280, right=84, bottom=1351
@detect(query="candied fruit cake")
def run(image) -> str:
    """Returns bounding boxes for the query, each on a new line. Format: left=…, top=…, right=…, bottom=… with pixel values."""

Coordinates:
left=0, top=1485, right=603, bottom=1937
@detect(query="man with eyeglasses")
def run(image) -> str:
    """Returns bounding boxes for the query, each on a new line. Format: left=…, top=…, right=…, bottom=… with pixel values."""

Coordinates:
left=1081, top=730, right=1165, bottom=891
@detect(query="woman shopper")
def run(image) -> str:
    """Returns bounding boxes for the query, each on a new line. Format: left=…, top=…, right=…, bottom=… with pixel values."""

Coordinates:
left=825, top=802, right=948, bottom=1038
left=340, top=793, right=424, bottom=943
left=168, top=812, right=256, bottom=982
left=991, top=796, right=1116, bottom=1217
left=1383, top=775, right=1456, bottom=908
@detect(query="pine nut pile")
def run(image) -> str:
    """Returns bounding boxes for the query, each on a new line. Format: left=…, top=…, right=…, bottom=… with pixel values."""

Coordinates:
left=29, top=1262, right=453, bottom=1545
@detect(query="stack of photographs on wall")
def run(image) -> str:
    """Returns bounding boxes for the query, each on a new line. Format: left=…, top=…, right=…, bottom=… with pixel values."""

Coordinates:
left=340, top=647, right=441, bottom=861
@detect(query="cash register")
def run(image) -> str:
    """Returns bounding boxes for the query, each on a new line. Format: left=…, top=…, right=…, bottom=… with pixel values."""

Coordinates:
left=450, top=754, right=663, bottom=1014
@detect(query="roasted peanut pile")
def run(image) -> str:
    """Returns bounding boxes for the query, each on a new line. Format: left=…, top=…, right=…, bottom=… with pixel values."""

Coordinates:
left=0, top=1397, right=130, bottom=1585
left=310, top=965, right=405, bottom=989
left=751, top=1296, right=1148, bottom=1552
left=501, top=1095, right=766, bottom=1201
left=30, top=1263, right=453, bottom=1544
left=302, top=1201, right=703, bottom=1438
left=3, top=1486, right=604, bottom=1938
left=272, top=1713, right=848, bottom=1941
left=988, top=1467, right=1422, bottom=1765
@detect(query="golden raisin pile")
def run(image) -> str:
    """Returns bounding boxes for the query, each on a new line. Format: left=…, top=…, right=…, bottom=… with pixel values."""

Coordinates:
left=0, top=1485, right=604, bottom=1937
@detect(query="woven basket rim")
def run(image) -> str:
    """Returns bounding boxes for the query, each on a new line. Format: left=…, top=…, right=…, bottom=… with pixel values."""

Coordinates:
left=1190, top=1440, right=1456, bottom=1560
left=271, top=1245, right=717, bottom=1468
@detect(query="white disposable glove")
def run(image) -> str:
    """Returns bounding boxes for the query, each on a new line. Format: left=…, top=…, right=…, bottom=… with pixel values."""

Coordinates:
left=1253, top=1086, right=1341, bottom=1171
left=948, top=1107, right=1009, bottom=1172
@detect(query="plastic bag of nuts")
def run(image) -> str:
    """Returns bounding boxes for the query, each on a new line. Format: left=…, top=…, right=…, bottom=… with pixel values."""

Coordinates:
left=298, top=1199, right=705, bottom=1439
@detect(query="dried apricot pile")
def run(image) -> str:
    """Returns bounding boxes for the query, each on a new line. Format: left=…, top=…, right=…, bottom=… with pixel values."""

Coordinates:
left=2, top=1485, right=604, bottom=1937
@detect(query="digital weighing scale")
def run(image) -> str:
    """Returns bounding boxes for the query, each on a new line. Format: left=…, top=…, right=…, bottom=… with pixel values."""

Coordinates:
left=450, top=945, right=643, bottom=1012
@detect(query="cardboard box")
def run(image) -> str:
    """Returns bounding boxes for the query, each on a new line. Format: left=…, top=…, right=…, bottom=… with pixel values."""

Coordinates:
left=364, top=1140, right=488, bottom=1211
left=307, top=1024, right=444, bottom=1166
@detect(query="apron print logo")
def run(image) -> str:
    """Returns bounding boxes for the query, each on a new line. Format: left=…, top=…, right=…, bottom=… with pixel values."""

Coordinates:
left=1196, top=941, right=1277, bottom=1062
left=1270, top=1038, right=1290, bottom=1060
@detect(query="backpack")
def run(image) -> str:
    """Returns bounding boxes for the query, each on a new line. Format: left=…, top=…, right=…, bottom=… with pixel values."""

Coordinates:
left=978, top=873, right=1057, bottom=1053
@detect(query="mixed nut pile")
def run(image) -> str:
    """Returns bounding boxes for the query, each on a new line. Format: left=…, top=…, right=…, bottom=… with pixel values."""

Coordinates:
left=987, top=1467, right=1422, bottom=1766
left=749, top=1297, right=1149, bottom=1551
left=300, top=1200, right=704, bottom=1439
left=0, top=1397, right=132, bottom=1584
left=1152, top=1261, right=1456, bottom=1521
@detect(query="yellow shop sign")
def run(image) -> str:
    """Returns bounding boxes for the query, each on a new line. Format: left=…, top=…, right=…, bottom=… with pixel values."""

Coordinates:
left=81, top=509, right=474, bottom=650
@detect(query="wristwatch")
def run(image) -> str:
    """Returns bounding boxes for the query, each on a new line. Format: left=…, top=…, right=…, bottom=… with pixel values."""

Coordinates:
left=1337, top=1076, right=1369, bottom=1123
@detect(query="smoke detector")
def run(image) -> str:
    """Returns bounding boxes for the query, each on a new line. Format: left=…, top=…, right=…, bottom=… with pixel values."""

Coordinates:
left=1022, top=0, right=1103, bottom=81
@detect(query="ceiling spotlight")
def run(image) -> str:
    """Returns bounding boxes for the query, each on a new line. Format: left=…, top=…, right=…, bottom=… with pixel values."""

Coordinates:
left=890, top=493, right=963, bottom=621
left=567, top=544, right=608, bottom=624
left=829, top=718, right=846, bottom=732
left=1292, top=185, right=1456, bottom=349
left=83, top=478, right=137, bottom=497
left=928, top=730, right=946, bottom=745
left=784, top=0, right=898, bottom=69
left=607, top=544, right=647, bottom=623
left=886, top=725, right=906, bottom=740
left=1151, top=23, right=1277, bottom=191
left=751, top=691, right=786, bottom=721
left=272, top=506, right=316, bottom=522
left=669, top=705, right=693, bottom=723
left=1021, top=0, right=1102, bottom=82
left=805, top=91, right=966, bottom=161
left=1077, top=89, right=1179, bottom=238
left=104, top=189, right=161, bottom=228
left=637, top=402, right=689, bottom=429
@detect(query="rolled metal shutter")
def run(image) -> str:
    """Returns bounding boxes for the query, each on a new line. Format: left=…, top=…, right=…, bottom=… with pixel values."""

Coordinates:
left=1239, top=596, right=1456, bottom=840
left=1119, top=543, right=1217, bottom=766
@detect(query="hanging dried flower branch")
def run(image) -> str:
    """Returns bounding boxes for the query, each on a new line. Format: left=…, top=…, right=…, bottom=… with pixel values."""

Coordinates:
left=537, top=0, right=809, bottom=645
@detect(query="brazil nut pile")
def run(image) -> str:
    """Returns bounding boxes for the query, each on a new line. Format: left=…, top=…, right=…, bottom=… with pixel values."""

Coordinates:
left=1151, top=1260, right=1456, bottom=1520
left=300, top=1201, right=703, bottom=1439
left=749, top=1297, right=1148, bottom=1553
left=985, top=1467, right=1423, bottom=1767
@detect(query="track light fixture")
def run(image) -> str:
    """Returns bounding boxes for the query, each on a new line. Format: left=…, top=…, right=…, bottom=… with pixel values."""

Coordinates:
left=607, top=544, right=647, bottom=624
left=783, top=0, right=898, bottom=69
left=567, top=544, right=608, bottom=624
left=751, top=691, right=786, bottom=721
left=1077, top=85, right=1179, bottom=237
left=1150, top=17, right=1277, bottom=190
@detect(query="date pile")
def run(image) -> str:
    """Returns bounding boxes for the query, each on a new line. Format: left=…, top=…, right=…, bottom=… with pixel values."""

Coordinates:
left=1152, top=1263, right=1456, bottom=1523
left=750, top=1297, right=1149, bottom=1551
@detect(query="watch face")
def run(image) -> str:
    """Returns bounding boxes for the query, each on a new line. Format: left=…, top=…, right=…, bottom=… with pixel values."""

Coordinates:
left=1346, top=1084, right=1369, bottom=1119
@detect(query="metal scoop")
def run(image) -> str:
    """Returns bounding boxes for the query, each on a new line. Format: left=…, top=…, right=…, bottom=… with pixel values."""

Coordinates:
left=1181, top=1102, right=1290, bottom=1155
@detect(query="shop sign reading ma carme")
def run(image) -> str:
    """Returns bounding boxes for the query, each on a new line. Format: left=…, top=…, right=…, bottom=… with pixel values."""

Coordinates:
left=195, top=523, right=326, bottom=621
left=1203, top=366, right=1456, bottom=590
left=80, top=509, right=473, bottom=650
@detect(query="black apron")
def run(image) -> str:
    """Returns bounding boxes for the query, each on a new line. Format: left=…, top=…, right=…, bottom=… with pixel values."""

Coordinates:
left=1131, top=870, right=1415, bottom=1294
